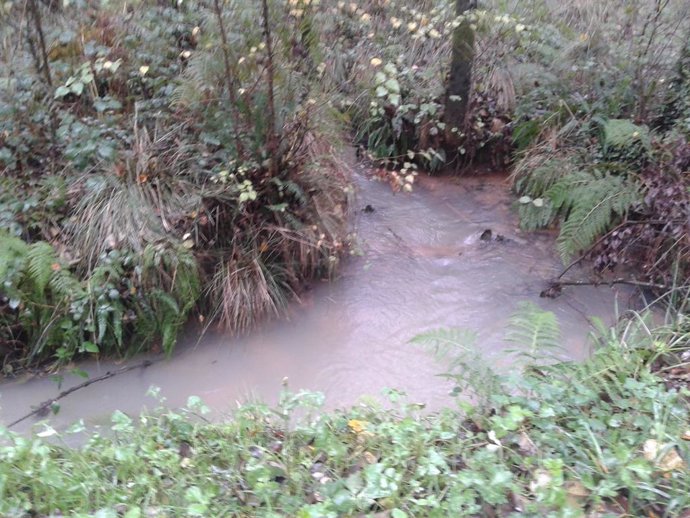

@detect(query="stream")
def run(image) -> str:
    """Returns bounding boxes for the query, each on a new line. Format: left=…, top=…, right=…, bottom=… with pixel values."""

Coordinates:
left=0, top=165, right=631, bottom=433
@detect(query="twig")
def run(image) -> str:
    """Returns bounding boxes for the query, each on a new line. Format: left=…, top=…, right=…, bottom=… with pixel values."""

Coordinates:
left=27, top=0, right=52, bottom=87
left=552, top=278, right=670, bottom=291
left=6, top=359, right=155, bottom=429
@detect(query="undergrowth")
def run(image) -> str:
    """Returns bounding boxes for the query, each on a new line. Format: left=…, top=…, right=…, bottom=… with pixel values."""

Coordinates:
left=1, top=304, right=689, bottom=517
left=0, top=0, right=350, bottom=372
left=505, top=0, right=690, bottom=287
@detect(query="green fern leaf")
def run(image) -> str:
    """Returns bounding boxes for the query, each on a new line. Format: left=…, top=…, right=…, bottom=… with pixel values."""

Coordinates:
left=27, top=242, right=59, bottom=295
left=507, top=302, right=561, bottom=356
left=556, top=173, right=640, bottom=262
left=602, top=119, right=651, bottom=152
left=410, top=328, right=478, bottom=359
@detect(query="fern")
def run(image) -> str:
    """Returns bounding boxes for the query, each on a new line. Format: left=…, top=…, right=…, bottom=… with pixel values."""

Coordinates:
left=543, top=345, right=640, bottom=406
left=26, top=242, right=58, bottom=295
left=554, top=171, right=641, bottom=261
left=515, top=156, right=576, bottom=197
left=514, top=153, right=581, bottom=231
left=518, top=201, right=556, bottom=231
left=409, top=328, right=478, bottom=359
left=506, top=302, right=561, bottom=358
left=410, top=328, right=501, bottom=409
left=49, top=268, right=84, bottom=302
left=602, top=119, right=651, bottom=153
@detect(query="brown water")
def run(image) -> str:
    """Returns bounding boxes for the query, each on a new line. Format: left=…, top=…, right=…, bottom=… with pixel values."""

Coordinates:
left=0, top=165, right=631, bottom=433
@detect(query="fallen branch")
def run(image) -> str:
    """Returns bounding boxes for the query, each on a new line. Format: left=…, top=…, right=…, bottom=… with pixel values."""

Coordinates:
left=541, top=277, right=671, bottom=298
left=6, top=359, right=155, bottom=429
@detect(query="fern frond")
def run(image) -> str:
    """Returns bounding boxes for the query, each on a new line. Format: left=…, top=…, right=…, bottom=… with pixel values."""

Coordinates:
left=518, top=201, right=556, bottom=231
left=27, top=242, right=58, bottom=295
left=49, top=268, right=84, bottom=302
left=555, top=172, right=641, bottom=261
left=546, top=169, right=592, bottom=213
left=602, top=119, right=651, bottom=152
left=410, top=328, right=478, bottom=359
left=515, top=156, right=577, bottom=197
left=507, top=302, right=561, bottom=356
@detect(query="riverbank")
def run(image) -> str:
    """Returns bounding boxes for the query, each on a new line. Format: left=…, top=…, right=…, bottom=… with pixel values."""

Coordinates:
left=2, top=312, right=689, bottom=517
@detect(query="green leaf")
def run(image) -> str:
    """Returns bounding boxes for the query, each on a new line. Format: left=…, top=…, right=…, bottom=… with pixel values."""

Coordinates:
left=71, top=81, right=84, bottom=95
left=82, top=341, right=99, bottom=354
left=97, top=144, right=115, bottom=160
left=54, top=86, right=70, bottom=98
left=71, top=368, right=90, bottom=379
left=384, top=78, right=400, bottom=94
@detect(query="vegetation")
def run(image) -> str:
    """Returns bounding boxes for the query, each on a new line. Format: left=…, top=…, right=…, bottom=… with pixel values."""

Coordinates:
left=2, top=304, right=690, bottom=517
left=0, top=0, right=350, bottom=372
left=505, top=0, right=690, bottom=288
left=1, top=2, right=690, bottom=514
left=3, top=0, right=688, bottom=371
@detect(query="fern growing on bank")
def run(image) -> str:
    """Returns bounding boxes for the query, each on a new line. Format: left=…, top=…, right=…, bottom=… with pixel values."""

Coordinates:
left=514, top=150, right=642, bottom=263
left=411, top=302, right=565, bottom=408
left=1, top=233, right=201, bottom=370
left=507, top=301, right=561, bottom=359
left=555, top=171, right=641, bottom=261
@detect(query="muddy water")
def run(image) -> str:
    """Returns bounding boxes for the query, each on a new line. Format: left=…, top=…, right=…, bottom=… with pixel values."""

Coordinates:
left=0, top=166, right=631, bottom=433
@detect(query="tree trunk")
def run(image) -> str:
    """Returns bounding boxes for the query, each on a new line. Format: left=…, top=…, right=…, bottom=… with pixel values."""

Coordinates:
left=444, top=0, right=475, bottom=144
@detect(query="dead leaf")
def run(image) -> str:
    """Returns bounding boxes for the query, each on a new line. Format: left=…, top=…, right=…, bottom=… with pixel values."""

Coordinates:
left=363, top=451, right=377, bottom=464
left=565, top=480, right=589, bottom=508
left=348, top=419, right=368, bottom=434
left=643, top=439, right=686, bottom=471
left=518, top=431, right=537, bottom=455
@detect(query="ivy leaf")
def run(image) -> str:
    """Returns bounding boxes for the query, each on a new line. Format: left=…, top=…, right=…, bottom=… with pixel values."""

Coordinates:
left=71, top=82, right=84, bottom=96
